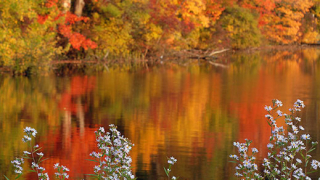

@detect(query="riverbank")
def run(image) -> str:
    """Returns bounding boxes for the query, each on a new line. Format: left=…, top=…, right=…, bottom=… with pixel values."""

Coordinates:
left=1, top=45, right=320, bottom=76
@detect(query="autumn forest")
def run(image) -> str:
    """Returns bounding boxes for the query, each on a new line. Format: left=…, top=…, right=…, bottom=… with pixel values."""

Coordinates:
left=1, top=0, right=320, bottom=73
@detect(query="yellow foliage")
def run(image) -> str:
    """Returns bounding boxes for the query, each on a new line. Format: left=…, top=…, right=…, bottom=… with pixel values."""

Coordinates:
left=302, top=30, right=320, bottom=44
left=93, top=18, right=133, bottom=57
left=144, top=23, right=163, bottom=43
left=181, top=0, right=210, bottom=27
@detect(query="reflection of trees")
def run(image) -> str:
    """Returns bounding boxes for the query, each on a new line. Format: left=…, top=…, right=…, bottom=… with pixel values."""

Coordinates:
left=58, top=76, right=96, bottom=147
left=226, top=48, right=320, bottom=167
left=91, top=66, right=237, bottom=179
left=0, top=75, right=96, bottom=179
left=34, top=127, right=97, bottom=179
left=2, top=48, right=320, bottom=179
left=0, top=76, right=62, bottom=179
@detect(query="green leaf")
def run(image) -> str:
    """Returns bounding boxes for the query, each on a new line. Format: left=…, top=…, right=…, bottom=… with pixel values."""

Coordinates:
left=300, top=152, right=305, bottom=159
left=34, top=148, right=41, bottom=153
left=86, top=159, right=99, bottom=162
left=307, top=170, right=317, bottom=174
left=164, top=167, right=168, bottom=177
left=39, top=158, right=49, bottom=163
left=4, top=175, right=10, bottom=180
left=15, top=174, right=22, bottom=179
left=307, top=148, right=316, bottom=153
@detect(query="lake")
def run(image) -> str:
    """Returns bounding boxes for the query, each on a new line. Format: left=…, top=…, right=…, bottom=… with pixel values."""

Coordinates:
left=1, top=47, right=320, bottom=179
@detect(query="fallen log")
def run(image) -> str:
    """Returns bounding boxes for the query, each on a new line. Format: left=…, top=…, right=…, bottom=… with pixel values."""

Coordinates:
left=185, top=48, right=230, bottom=60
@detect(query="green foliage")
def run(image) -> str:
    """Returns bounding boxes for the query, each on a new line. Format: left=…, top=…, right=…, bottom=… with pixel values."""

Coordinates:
left=220, top=6, right=262, bottom=49
left=102, top=4, right=123, bottom=18
left=0, top=0, right=63, bottom=74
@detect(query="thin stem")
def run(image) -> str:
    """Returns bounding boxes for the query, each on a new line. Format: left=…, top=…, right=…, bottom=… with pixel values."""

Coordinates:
left=29, top=141, right=40, bottom=179
left=304, top=140, right=309, bottom=176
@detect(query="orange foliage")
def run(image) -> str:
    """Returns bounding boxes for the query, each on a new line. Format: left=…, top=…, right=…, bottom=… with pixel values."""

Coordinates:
left=206, top=1, right=225, bottom=22
left=261, top=0, right=314, bottom=44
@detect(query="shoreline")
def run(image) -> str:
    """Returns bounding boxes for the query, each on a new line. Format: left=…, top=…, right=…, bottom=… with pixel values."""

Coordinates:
left=1, top=45, right=320, bottom=76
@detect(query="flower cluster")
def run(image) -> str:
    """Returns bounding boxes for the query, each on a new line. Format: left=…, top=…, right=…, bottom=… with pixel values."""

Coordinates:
left=164, top=157, right=178, bottom=180
left=230, top=140, right=261, bottom=179
left=231, top=99, right=320, bottom=179
left=11, top=157, right=24, bottom=175
left=54, top=163, right=70, bottom=179
left=168, top=157, right=177, bottom=165
left=10, top=127, right=50, bottom=180
left=22, top=127, right=37, bottom=142
left=89, top=124, right=135, bottom=179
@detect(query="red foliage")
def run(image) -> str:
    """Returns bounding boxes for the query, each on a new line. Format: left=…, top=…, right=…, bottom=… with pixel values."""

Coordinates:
left=45, top=0, right=59, bottom=8
left=65, top=12, right=89, bottom=24
left=148, top=0, right=181, bottom=32
left=82, top=38, right=97, bottom=50
left=37, top=0, right=97, bottom=51
left=58, top=24, right=73, bottom=37
left=69, top=33, right=85, bottom=50
left=60, top=12, right=97, bottom=50
left=180, top=18, right=196, bottom=34
left=37, top=14, right=49, bottom=24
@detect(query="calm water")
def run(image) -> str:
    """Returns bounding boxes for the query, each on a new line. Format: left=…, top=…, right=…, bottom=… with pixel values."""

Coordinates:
left=1, top=48, right=320, bottom=179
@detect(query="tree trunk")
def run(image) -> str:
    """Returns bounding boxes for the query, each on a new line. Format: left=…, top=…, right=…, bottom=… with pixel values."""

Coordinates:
left=61, top=0, right=71, bottom=13
left=74, top=0, right=85, bottom=17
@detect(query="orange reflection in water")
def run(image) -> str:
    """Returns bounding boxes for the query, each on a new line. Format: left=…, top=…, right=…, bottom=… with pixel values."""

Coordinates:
left=102, top=67, right=236, bottom=178
left=58, top=76, right=96, bottom=149
left=31, top=128, right=98, bottom=179
left=229, top=51, right=313, bottom=161
left=9, top=48, right=320, bottom=180
left=38, top=76, right=98, bottom=179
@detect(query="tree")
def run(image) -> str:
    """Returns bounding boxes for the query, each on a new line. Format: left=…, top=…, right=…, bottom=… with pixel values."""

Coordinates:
left=262, top=0, right=314, bottom=44
left=220, top=5, right=261, bottom=49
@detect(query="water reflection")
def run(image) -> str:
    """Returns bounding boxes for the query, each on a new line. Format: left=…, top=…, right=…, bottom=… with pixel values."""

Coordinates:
left=1, top=48, right=320, bottom=179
